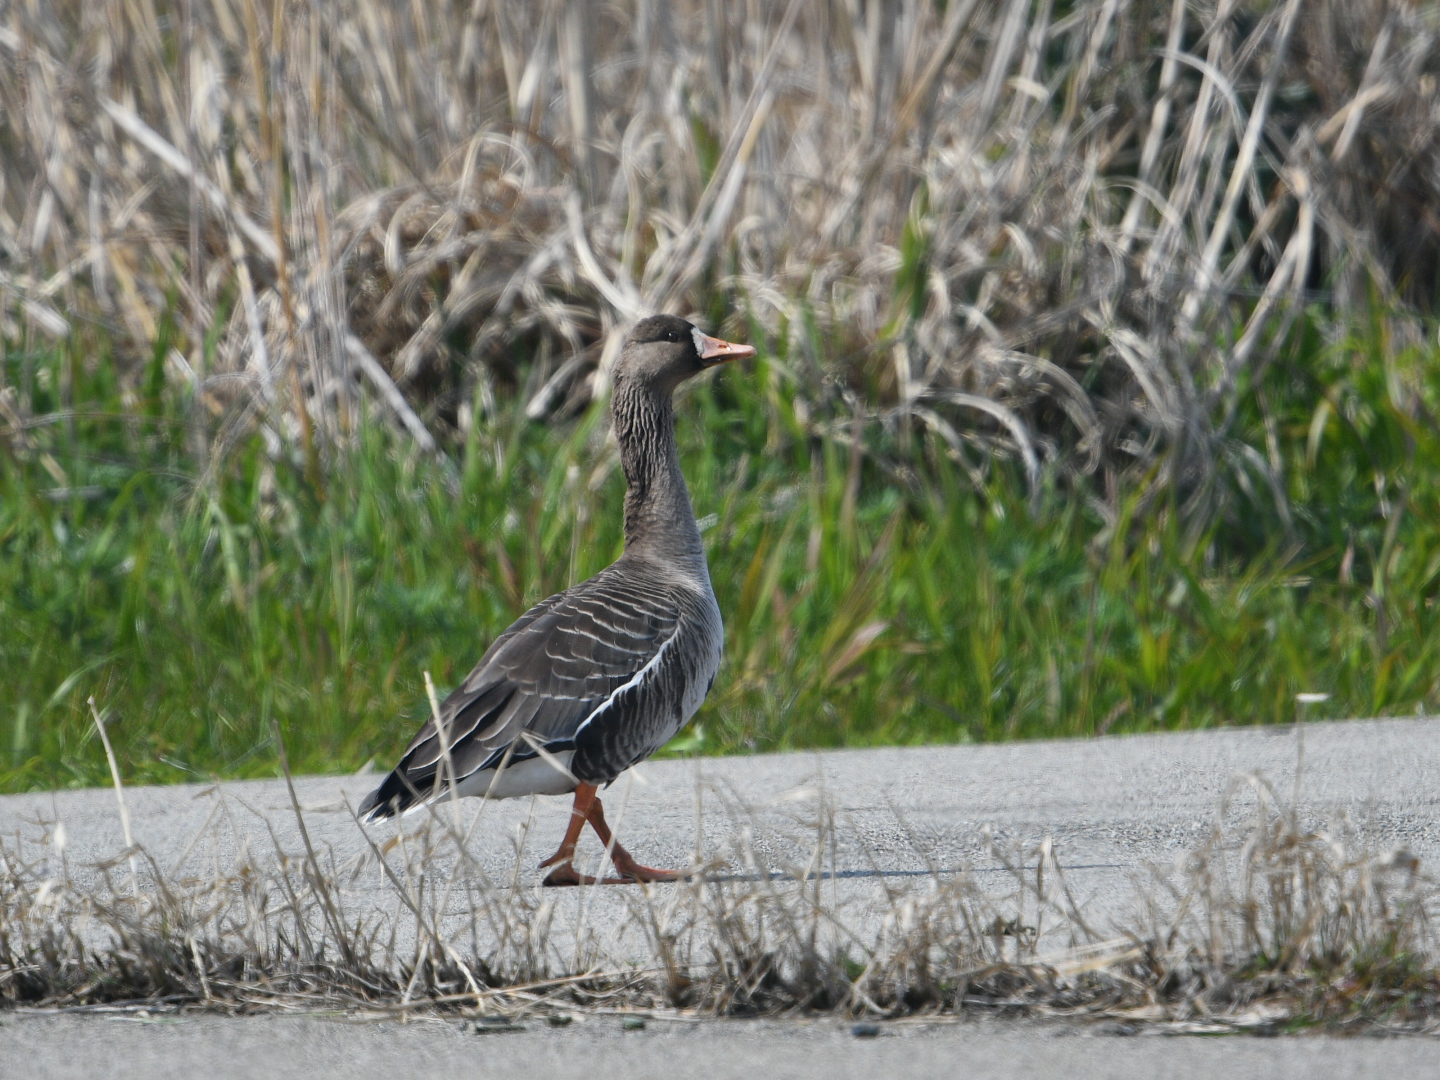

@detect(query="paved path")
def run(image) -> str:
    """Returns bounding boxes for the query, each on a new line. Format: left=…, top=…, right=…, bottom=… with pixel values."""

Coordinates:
left=4, top=717, right=1440, bottom=1076
left=7, top=716, right=1440, bottom=920
left=3, top=1012, right=1436, bottom=1080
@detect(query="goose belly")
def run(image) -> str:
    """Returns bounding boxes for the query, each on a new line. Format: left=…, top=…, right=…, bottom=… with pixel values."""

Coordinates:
left=452, top=750, right=578, bottom=800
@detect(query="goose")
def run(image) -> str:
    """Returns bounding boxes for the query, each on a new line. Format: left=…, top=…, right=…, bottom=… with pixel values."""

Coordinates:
left=358, top=315, right=755, bottom=885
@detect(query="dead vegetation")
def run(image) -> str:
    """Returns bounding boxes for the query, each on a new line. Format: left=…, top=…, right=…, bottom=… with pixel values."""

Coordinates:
left=2, top=0, right=1438, bottom=512
left=1, top=765, right=1435, bottom=1032
left=3, top=3, right=1438, bottom=1028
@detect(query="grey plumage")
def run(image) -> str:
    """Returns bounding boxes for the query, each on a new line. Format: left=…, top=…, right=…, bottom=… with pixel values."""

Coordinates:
left=359, top=315, right=745, bottom=826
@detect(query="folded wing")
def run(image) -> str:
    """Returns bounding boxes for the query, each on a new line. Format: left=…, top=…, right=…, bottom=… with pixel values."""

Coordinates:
left=359, top=572, right=679, bottom=820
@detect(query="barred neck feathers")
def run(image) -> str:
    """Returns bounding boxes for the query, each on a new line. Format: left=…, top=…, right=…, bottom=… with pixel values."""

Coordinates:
left=612, top=375, right=704, bottom=571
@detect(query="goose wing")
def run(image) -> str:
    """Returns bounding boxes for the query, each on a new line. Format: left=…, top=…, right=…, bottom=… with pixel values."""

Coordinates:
left=359, top=571, right=679, bottom=818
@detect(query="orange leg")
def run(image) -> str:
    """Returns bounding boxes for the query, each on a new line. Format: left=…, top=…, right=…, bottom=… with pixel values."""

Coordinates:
left=540, top=783, right=622, bottom=886
left=539, top=783, right=687, bottom=885
left=584, top=793, right=686, bottom=883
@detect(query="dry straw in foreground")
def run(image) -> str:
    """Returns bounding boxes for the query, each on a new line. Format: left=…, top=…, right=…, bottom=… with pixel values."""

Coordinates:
left=1, top=766, right=1436, bottom=1031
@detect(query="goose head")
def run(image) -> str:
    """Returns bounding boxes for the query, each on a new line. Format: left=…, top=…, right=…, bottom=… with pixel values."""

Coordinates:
left=613, top=314, right=756, bottom=397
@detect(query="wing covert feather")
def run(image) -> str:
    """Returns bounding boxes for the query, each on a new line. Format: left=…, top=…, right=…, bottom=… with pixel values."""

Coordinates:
left=391, top=571, right=680, bottom=784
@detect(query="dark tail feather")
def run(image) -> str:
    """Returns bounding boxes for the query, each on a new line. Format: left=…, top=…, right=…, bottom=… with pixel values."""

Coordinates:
left=357, top=769, right=420, bottom=823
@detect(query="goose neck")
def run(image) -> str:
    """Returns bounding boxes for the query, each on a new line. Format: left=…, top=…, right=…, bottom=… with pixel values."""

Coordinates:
left=614, top=382, right=704, bottom=569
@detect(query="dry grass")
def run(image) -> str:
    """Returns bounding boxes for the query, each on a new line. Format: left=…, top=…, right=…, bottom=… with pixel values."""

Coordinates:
left=1, top=757, right=1436, bottom=1031
left=3, top=4, right=1438, bottom=1027
left=3, top=0, right=1438, bottom=514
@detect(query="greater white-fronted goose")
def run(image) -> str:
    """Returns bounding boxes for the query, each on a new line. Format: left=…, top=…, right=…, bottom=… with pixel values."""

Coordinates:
left=359, top=315, right=755, bottom=885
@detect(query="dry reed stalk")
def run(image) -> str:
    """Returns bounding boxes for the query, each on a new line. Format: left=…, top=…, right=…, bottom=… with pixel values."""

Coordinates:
left=1, top=1, right=1436, bottom=518
left=86, top=695, right=138, bottom=893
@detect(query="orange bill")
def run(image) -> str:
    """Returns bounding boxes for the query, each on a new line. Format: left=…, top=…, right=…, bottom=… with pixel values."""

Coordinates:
left=695, top=331, right=757, bottom=366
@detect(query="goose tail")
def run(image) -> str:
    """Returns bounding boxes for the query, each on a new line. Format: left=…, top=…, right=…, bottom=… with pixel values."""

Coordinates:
left=357, top=769, right=419, bottom=824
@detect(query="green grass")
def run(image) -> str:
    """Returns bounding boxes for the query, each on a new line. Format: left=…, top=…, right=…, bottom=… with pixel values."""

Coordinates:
left=2, top=308, right=1438, bottom=791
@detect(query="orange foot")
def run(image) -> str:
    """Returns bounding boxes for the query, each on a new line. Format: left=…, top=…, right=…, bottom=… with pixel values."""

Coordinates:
left=539, top=855, right=688, bottom=886
left=610, top=850, right=688, bottom=883
left=540, top=861, right=627, bottom=887
left=537, top=783, right=692, bottom=885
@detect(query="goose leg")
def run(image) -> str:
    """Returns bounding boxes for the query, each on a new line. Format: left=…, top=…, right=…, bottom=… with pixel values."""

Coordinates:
left=584, top=793, right=686, bottom=883
left=540, top=784, right=626, bottom=886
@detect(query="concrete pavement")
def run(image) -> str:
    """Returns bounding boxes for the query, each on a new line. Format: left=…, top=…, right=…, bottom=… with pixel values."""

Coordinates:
left=5, top=715, right=1439, bottom=932
left=3, top=1011, right=1437, bottom=1080
left=4, top=716, right=1440, bottom=1077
